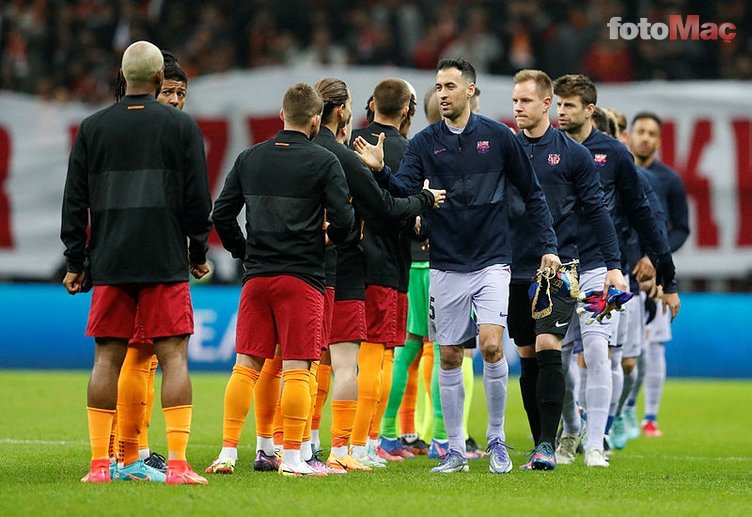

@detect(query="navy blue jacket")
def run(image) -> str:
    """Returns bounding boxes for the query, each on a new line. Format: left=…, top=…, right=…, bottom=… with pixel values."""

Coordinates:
left=577, top=128, right=671, bottom=272
left=509, top=126, right=620, bottom=280
left=645, top=160, right=690, bottom=252
left=374, top=113, right=557, bottom=272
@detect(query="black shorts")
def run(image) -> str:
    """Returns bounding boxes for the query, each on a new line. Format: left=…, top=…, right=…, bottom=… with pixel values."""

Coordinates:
left=460, top=336, right=477, bottom=349
left=507, top=280, right=577, bottom=346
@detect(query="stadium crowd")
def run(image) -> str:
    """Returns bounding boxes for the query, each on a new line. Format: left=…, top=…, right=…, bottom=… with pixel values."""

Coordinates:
left=2, top=0, right=751, bottom=105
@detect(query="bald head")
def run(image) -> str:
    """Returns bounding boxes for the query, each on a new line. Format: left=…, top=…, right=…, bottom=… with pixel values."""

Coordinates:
left=121, top=41, right=164, bottom=89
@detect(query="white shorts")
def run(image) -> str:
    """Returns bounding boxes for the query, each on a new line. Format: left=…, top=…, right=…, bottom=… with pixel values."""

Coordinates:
left=428, top=264, right=511, bottom=345
left=563, top=267, right=618, bottom=345
left=621, top=295, right=644, bottom=358
left=646, top=300, right=672, bottom=343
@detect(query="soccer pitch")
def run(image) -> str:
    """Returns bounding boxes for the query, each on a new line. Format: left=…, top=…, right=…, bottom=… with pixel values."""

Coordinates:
left=0, top=371, right=749, bottom=516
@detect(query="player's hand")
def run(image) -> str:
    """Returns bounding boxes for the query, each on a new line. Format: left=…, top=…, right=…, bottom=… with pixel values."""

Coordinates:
left=353, top=133, right=385, bottom=171
left=661, top=291, right=680, bottom=321
left=190, top=262, right=211, bottom=280
left=640, top=277, right=658, bottom=298
left=539, top=254, right=561, bottom=275
left=63, top=271, right=85, bottom=295
left=421, top=239, right=430, bottom=251
left=423, top=179, right=446, bottom=208
left=632, top=255, right=655, bottom=282
left=602, top=268, right=627, bottom=298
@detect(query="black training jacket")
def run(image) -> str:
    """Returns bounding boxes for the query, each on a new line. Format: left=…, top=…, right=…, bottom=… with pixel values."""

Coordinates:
left=61, top=94, right=212, bottom=284
left=213, top=129, right=354, bottom=291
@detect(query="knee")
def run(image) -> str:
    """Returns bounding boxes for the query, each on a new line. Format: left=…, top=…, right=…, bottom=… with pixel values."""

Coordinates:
left=622, top=357, right=637, bottom=374
left=439, top=346, right=464, bottom=370
left=480, top=343, right=502, bottom=363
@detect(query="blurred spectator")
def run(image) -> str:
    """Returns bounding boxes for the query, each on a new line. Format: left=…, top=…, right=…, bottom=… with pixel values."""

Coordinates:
left=1, top=0, right=749, bottom=105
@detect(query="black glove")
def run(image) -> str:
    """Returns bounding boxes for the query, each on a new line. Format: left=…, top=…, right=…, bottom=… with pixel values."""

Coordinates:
left=653, top=252, right=675, bottom=289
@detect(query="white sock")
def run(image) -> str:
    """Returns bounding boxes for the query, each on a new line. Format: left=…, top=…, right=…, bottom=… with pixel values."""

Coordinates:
left=610, top=349, right=624, bottom=418
left=301, top=440, right=313, bottom=461
left=331, top=445, right=348, bottom=457
left=138, top=448, right=150, bottom=460
left=256, top=436, right=275, bottom=456
left=630, top=349, right=647, bottom=404
left=311, top=429, right=320, bottom=450
left=219, top=446, right=238, bottom=461
left=578, top=360, right=588, bottom=412
left=439, top=366, right=465, bottom=454
left=644, top=342, right=666, bottom=419
left=483, top=357, right=508, bottom=443
left=367, top=437, right=379, bottom=450
left=282, top=448, right=301, bottom=466
left=582, top=334, right=611, bottom=451
left=561, top=346, right=581, bottom=434
left=350, top=444, right=367, bottom=457
left=618, top=367, right=637, bottom=414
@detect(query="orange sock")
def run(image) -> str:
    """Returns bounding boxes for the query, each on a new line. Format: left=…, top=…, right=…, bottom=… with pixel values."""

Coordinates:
left=222, top=364, right=260, bottom=448
left=117, top=344, right=152, bottom=465
left=273, top=400, right=284, bottom=447
left=163, top=404, right=192, bottom=461
left=351, top=341, right=384, bottom=447
left=108, top=412, right=118, bottom=461
left=422, top=342, right=434, bottom=399
left=330, top=400, right=357, bottom=448
left=88, top=407, right=116, bottom=461
left=303, top=361, right=319, bottom=442
left=139, top=355, right=158, bottom=451
left=370, top=349, right=393, bottom=440
left=312, top=364, right=332, bottom=431
left=281, top=369, right=312, bottom=451
left=254, top=356, right=282, bottom=440
left=399, top=354, right=420, bottom=435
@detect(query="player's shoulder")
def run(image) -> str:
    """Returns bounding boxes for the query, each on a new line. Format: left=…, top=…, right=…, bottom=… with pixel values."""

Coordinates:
left=475, top=114, right=516, bottom=138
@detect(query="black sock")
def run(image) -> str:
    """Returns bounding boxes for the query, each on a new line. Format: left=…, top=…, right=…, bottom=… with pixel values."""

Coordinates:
left=536, top=349, right=565, bottom=446
left=519, top=357, right=540, bottom=446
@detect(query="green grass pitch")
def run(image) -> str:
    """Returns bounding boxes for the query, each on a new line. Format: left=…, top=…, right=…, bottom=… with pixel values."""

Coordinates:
left=0, top=370, right=750, bottom=516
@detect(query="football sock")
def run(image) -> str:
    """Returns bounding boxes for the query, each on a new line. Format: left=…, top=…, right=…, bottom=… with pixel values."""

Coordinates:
left=381, top=339, right=421, bottom=439
left=302, top=361, right=319, bottom=448
left=618, top=367, right=637, bottom=414
left=609, top=348, right=624, bottom=428
left=330, top=399, right=357, bottom=453
left=163, top=404, right=192, bottom=461
left=370, top=349, right=393, bottom=440
left=430, top=343, right=447, bottom=440
left=311, top=363, right=332, bottom=434
left=536, top=349, right=564, bottom=446
left=628, top=348, right=647, bottom=409
left=88, top=407, right=116, bottom=461
left=439, top=365, right=465, bottom=454
left=255, top=355, right=282, bottom=445
left=398, top=353, right=420, bottom=437
left=519, top=356, right=540, bottom=445
left=561, top=345, right=581, bottom=434
left=140, top=355, right=158, bottom=451
left=117, top=344, right=152, bottom=465
left=582, top=335, right=612, bottom=451
left=644, top=342, right=666, bottom=421
left=462, top=355, right=474, bottom=440
left=221, top=364, right=259, bottom=448
left=351, top=341, right=384, bottom=447
left=483, top=357, right=509, bottom=443
left=281, top=369, right=312, bottom=453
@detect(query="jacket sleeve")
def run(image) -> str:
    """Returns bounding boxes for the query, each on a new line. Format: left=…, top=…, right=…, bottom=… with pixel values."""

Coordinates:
left=324, top=156, right=355, bottom=245
left=341, top=148, right=433, bottom=229
left=573, top=148, right=621, bottom=270
left=667, top=173, right=690, bottom=252
left=212, top=152, right=247, bottom=260
left=503, top=132, right=558, bottom=256
left=182, top=119, right=213, bottom=265
left=373, top=137, right=427, bottom=197
left=60, top=126, right=90, bottom=273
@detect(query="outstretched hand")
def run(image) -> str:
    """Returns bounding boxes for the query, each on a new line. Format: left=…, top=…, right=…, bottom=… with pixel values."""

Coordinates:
left=353, top=133, right=385, bottom=171
left=423, top=179, right=446, bottom=208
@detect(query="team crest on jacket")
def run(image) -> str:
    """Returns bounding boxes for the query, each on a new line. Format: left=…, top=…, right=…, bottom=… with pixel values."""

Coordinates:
left=547, top=154, right=560, bottom=166
left=476, top=141, right=490, bottom=153
left=594, top=153, right=608, bottom=167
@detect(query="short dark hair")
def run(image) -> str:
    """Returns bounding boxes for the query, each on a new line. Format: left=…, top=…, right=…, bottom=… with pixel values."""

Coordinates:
left=553, top=74, right=597, bottom=106
left=162, top=50, right=187, bottom=84
left=283, top=83, right=324, bottom=126
left=373, top=78, right=411, bottom=118
left=437, top=58, right=476, bottom=85
left=631, top=111, right=663, bottom=130
left=365, top=95, right=375, bottom=124
left=592, top=107, right=616, bottom=136
left=314, top=77, right=349, bottom=124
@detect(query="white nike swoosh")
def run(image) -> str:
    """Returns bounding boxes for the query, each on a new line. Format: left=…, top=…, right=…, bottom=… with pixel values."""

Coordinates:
left=554, top=321, right=567, bottom=328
